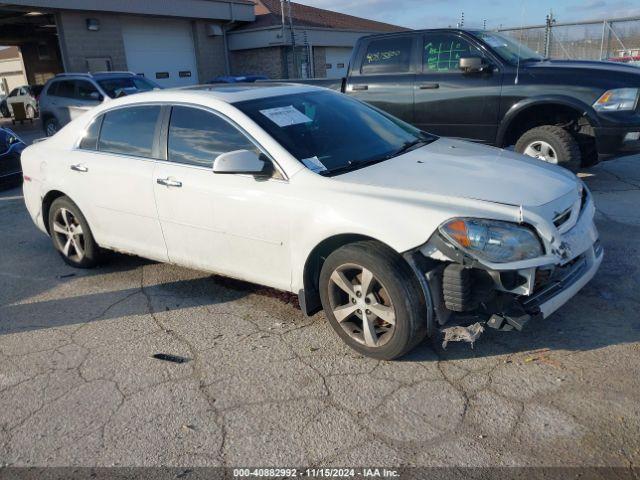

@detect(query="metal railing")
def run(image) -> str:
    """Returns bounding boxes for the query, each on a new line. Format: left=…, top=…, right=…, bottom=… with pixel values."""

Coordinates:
left=498, top=16, right=640, bottom=63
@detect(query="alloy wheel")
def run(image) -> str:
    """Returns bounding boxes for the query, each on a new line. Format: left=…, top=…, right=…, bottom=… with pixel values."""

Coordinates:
left=523, top=140, right=558, bottom=164
left=46, top=122, right=58, bottom=136
left=52, top=207, right=85, bottom=262
left=328, top=263, right=396, bottom=347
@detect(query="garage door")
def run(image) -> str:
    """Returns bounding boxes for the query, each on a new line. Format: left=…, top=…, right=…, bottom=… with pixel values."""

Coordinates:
left=122, top=17, right=199, bottom=88
left=325, top=47, right=353, bottom=79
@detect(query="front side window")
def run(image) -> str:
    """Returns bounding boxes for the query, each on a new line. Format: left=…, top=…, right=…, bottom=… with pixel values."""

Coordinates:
left=423, top=34, right=483, bottom=72
left=168, top=106, right=259, bottom=168
left=361, top=37, right=413, bottom=75
left=76, top=80, right=100, bottom=100
left=470, top=31, right=543, bottom=64
left=235, top=90, right=434, bottom=176
left=98, top=106, right=160, bottom=157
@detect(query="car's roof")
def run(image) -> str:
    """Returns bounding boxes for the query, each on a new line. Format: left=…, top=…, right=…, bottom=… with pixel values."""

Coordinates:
left=117, top=82, right=326, bottom=104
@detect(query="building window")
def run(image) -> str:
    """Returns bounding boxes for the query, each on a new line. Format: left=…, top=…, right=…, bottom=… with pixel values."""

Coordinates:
left=37, top=42, right=50, bottom=61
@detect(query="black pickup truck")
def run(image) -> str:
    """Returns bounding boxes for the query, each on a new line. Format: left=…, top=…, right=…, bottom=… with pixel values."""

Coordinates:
left=297, top=29, right=640, bottom=170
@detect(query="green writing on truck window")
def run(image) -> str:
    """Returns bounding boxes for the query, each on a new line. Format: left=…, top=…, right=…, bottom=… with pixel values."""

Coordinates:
left=424, top=41, right=468, bottom=71
left=366, top=49, right=401, bottom=64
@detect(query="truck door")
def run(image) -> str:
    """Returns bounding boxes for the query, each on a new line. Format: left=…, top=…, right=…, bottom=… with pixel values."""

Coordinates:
left=345, top=34, right=416, bottom=124
left=413, top=32, right=503, bottom=143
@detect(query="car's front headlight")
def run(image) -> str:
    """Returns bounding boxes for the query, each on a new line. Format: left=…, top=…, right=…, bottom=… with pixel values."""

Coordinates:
left=593, top=88, right=639, bottom=112
left=439, top=218, right=543, bottom=263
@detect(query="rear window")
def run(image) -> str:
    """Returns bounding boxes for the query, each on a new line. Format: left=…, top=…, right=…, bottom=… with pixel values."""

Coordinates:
left=361, top=37, right=413, bottom=75
left=98, top=106, right=160, bottom=157
left=97, top=76, right=158, bottom=99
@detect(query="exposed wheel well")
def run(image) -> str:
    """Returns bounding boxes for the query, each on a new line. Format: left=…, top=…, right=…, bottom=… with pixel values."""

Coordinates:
left=42, top=190, right=66, bottom=234
left=502, top=104, right=595, bottom=148
left=300, top=234, right=409, bottom=316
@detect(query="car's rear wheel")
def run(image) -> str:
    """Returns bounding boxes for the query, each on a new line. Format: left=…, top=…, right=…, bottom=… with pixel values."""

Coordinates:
left=48, top=196, right=101, bottom=268
left=0, top=102, right=9, bottom=118
left=25, top=104, right=35, bottom=119
left=319, top=241, right=428, bottom=360
left=515, top=125, right=581, bottom=172
left=44, top=117, right=59, bottom=136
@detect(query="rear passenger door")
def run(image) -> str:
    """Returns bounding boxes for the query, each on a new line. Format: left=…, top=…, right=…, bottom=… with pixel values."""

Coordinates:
left=71, top=105, right=168, bottom=261
left=345, top=35, right=417, bottom=124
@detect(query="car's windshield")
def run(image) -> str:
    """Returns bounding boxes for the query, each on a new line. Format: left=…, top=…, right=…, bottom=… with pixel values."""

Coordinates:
left=97, top=76, right=159, bottom=98
left=234, top=90, right=434, bottom=176
left=470, top=31, right=545, bottom=64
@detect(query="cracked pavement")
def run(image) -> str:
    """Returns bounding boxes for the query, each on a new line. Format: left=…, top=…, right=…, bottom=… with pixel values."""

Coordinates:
left=0, top=142, right=639, bottom=467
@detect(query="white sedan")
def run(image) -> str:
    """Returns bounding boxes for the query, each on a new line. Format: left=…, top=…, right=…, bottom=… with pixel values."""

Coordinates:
left=21, top=84, right=603, bottom=359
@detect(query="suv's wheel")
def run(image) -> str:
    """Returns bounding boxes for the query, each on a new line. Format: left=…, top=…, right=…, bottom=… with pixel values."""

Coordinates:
left=515, top=125, right=581, bottom=171
left=44, top=117, right=60, bottom=136
left=48, top=196, right=102, bottom=268
left=319, top=240, right=428, bottom=360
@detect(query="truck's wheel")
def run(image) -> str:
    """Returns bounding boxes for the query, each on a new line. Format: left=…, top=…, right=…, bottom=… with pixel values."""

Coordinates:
left=48, top=196, right=102, bottom=268
left=319, top=240, right=428, bottom=360
left=44, top=118, right=60, bottom=137
left=515, top=125, right=581, bottom=172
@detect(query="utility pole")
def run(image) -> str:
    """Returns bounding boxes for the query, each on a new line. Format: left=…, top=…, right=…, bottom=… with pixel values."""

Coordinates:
left=483, top=19, right=487, bottom=30
left=457, top=11, right=464, bottom=28
left=544, top=10, right=555, bottom=58
left=286, top=0, right=298, bottom=78
left=280, top=0, right=288, bottom=78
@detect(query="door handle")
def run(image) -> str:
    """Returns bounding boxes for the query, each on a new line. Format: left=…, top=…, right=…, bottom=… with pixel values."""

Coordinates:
left=352, top=85, right=369, bottom=91
left=70, top=164, right=88, bottom=172
left=157, top=178, right=182, bottom=187
left=418, top=83, right=440, bottom=89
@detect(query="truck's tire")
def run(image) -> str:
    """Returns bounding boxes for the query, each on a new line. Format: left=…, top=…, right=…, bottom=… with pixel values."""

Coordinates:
left=44, top=117, right=60, bottom=137
left=319, top=240, right=428, bottom=360
left=48, top=196, right=102, bottom=268
left=515, top=125, right=581, bottom=172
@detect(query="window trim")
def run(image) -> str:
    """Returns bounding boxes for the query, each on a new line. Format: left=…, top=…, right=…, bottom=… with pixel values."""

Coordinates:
left=72, top=102, right=288, bottom=181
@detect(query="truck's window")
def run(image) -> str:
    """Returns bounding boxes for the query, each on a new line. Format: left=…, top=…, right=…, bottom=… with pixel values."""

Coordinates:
left=361, top=37, right=413, bottom=75
left=422, top=34, right=483, bottom=73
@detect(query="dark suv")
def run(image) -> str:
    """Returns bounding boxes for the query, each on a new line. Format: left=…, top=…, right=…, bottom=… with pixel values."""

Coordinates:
left=304, top=29, right=640, bottom=170
left=39, top=72, right=161, bottom=136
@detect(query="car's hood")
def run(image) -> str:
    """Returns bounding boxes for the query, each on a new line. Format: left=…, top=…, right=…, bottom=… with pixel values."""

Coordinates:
left=526, top=59, right=640, bottom=75
left=334, top=138, right=578, bottom=207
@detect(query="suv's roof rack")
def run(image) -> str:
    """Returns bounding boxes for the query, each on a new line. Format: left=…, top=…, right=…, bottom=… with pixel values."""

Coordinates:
left=92, top=71, right=138, bottom=76
left=54, top=72, right=93, bottom=78
left=53, top=71, right=139, bottom=79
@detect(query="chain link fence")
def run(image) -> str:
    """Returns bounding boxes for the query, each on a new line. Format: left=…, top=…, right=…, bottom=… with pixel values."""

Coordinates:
left=499, top=16, right=640, bottom=64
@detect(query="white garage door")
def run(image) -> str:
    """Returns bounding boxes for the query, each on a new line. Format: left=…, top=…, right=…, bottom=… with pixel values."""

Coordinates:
left=122, top=17, right=199, bottom=88
left=325, top=47, right=353, bottom=79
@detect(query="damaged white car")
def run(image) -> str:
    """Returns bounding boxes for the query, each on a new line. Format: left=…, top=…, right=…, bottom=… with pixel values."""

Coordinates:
left=21, top=85, right=603, bottom=359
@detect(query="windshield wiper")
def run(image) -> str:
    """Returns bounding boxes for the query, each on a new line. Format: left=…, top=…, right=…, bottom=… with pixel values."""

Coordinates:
left=387, top=138, right=430, bottom=159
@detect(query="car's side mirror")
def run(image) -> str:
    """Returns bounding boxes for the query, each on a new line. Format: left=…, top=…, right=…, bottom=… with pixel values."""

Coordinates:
left=459, top=56, right=487, bottom=73
left=213, top=149, right=273, bottom=177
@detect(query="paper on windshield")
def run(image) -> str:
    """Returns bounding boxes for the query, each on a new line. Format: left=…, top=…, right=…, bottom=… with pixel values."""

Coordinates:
left=301, top=156, right=327, bottom=173
left=260, top=105, right=312, bottom=127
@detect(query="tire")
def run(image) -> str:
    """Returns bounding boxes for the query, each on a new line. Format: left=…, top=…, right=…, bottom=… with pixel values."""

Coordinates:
left=319, top=240, right=428, bottom=360
left=0, top=103, right=8, bottom=118
left=25, top=104, right=35, bottom=119
left=48, top=196, right=102, bottom=268
left=515, top=125, right=581, bottom=172
left=44, top=117, right=60, bottom=137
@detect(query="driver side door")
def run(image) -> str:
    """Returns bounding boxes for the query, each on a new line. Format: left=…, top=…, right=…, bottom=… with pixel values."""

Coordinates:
left=413, top=32, right=503, bottom=143
left=153, top=105, right=292, bottom=290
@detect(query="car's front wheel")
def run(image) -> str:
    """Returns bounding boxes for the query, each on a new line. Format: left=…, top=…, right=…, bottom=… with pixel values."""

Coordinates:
left=48, top=196, right=102, bottom=268
left=319, top=241, right=428, bottom=360
left=515, top=125, right=581, bottom=171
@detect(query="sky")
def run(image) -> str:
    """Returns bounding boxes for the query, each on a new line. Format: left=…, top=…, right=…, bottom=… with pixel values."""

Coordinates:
left=295, top=0, right=640, bottom=30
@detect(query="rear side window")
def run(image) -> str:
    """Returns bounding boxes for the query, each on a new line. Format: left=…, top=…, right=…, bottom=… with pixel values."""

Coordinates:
left=361, top=37, right=413, bottom=75
left=79, top=115, right=103, bottom=150
left=53, top=80, right=75, bottom=98
left=98, top=106, right=160, bottom=158
left=168, top=106, right=258, bottom=168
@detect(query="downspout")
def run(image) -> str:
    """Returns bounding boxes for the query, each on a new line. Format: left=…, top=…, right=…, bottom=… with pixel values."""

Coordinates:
left=222, top=2, right=236, bottom=76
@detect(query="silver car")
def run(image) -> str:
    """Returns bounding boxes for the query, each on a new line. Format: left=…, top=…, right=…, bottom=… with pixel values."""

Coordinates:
left=39, top=72, right=160, bottom=136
